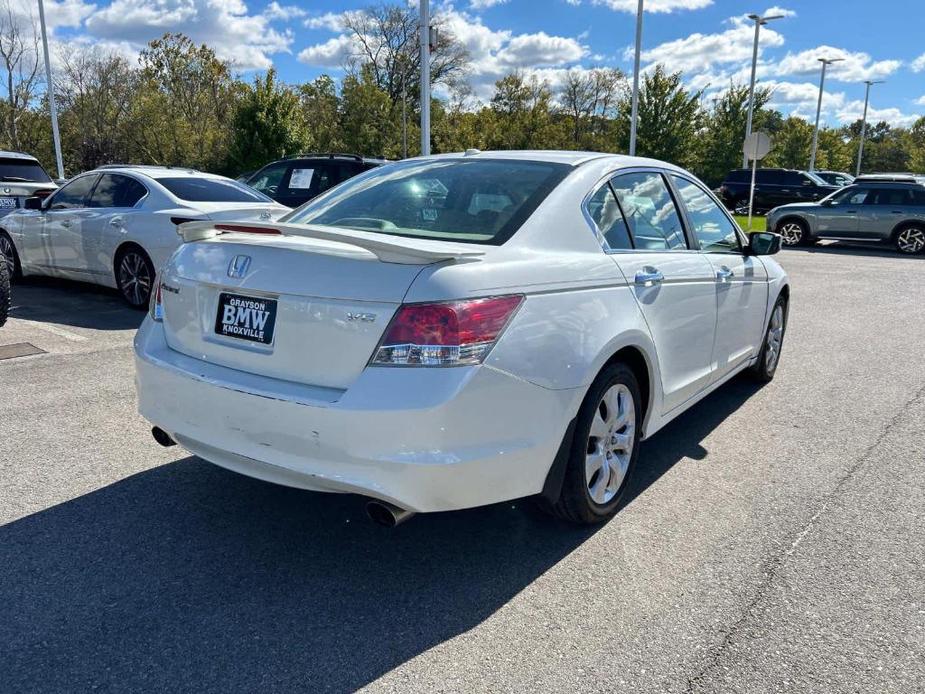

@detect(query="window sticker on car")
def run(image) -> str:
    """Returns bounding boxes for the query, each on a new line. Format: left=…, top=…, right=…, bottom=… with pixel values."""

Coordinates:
left=422, top=207, right=438, bottom=221
left=289, top=168, right=315, bottom=189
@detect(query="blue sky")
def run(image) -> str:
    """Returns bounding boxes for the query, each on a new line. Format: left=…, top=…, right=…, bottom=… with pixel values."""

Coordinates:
left=44, top=0, right=925, bottom=126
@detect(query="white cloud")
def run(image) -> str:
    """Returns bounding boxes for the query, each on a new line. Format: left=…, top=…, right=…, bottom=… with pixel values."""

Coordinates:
left=593, top=0, right=712, bottom=12
left=263, top=2, right=306, bottom=22
left=836, top=100, right=920, bottom=128
left=297, top=35, right=356, bottom=69
left=498, top=32, right=586, bottom=67
left=4, top=0, right=94, bottom=30
left=775, top=45, right=901, bottom=82
left=304, top=11, right=361, bottom=32
left=470, top=0, right=509, bottom=9
left=916, top=95, right=925, bottom=107
left=763, top=6, right=796, bottom=18
left=83, top=0, right=293, bottom=70
left=911, top=53, right=925, bottom=73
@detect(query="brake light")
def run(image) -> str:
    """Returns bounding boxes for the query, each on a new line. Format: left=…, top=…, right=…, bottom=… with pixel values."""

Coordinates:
left=150, top=278, right=163, bottom=322
left=371, top=295, right=523, bottom=366
left=214, top=224, right=281, bottom=235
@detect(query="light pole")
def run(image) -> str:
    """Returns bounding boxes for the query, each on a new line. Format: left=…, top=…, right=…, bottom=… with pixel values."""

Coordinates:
left=809, top=57, right=843, bottom=171
left=419, top=0, right=430, bottom=156
left=742, top=12, right=784, bottom=168
left=628, top=0, right=643, bottom=156
left=855, top=79, right=883, bottom=176
left=37, top=0, right=64, bottom=180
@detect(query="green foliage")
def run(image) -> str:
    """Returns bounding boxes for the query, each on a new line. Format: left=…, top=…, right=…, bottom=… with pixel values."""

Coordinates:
left=227, top=69, right=307, bottom=175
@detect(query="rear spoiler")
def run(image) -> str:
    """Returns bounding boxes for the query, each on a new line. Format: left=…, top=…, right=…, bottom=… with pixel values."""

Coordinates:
left=177, top=220, right=486, bottom=264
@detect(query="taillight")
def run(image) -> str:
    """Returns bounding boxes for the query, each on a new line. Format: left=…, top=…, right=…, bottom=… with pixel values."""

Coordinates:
left=371, top=295, right=524, bottom=367
left=150, top=277, right=163, bottom=322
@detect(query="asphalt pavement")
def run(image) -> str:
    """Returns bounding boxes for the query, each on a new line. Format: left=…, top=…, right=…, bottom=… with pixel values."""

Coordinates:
left=1, top=243, right=923, bottom=693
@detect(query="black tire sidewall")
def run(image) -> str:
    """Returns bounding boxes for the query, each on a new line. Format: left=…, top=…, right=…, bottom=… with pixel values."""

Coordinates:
left=116, top=247, right=155, bottom=309
left=0, top=250, right=9, bottom=327
left=753, top=296, right=788, bottom=382
left=558, top=363, right=642, bottom=523
left=0, top=231, right=20, bottom=280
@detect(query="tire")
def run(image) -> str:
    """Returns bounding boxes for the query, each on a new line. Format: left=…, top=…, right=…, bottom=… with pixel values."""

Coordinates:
left=894, top=225, right=925, bottom=255
left=115, top=246, right=155, bottom=309
left=0, top=230, right=20, bottom=280
left=548, top=362, right=642, bottom=524
left=749, top=296, right=788, bottom=383
left=0, top=247, right=9, bottom=327
left=776, top=218, right=811, bottom=247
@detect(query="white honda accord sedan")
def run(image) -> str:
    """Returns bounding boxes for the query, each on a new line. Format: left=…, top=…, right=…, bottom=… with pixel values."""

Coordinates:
left=135, top=151, right=789, bottom=525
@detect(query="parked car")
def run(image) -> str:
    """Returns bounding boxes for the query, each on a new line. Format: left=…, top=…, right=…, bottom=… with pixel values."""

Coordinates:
left=136, top=151, right=789, bottom=526
left=243, top=153, right=386, bottom=208
left=0, top=165, right=288, bottom=308
left=854, top=173, right=925, bottom=184
left=0, top=243, right=8, bottom=327
left=767, top=181, right=925, bottom=253
left=813, top=170, right=855, bottom=187
left=0, top=151, right=58, bottom=219
left=718, top=168, right=839, bottom=213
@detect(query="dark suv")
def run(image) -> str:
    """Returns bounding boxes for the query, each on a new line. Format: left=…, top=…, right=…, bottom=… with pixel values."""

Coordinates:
left=244, top=153, right=387, bottom=208
left=718, top=168, right=839, bottom=213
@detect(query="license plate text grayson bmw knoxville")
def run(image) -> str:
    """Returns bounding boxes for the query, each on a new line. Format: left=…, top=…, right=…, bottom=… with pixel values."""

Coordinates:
left=214, top=293, right=277, bottom=344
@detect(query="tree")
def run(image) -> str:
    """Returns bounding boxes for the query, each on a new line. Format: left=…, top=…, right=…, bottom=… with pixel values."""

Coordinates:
left=0, top=0, right=40, bottom=151
left=299, top=75, right=344, bottom=153
left=558, top=68, right=625, bottom=151
left=698, top=83, right=772, bottom=187
left=617, top=66, right=703, bottom=170
left=339, top=66, right=396, bottom=157
left=227, top=69, right=307, bottom=175
left=488, top=72, right=563, bottom=150
left=763, top=116, right=813, bottom=170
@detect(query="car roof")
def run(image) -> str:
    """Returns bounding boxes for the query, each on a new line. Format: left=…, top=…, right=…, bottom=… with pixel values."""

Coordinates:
left=0, top=150, right=40, bottom=161
left=854, top=173, right=924, bottom=183
left=272, top=153, right=388, bottom=165
left=90, top=165, right=225, bottom=180
left=407, top=150, right=687, bottom=171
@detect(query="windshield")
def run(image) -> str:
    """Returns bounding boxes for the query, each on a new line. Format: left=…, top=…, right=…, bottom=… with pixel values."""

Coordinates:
left=804, top=171, right=828, bottom=186
left=284, top=158, right=570, bottom=245
left=157, top=177, right=273, bottom=203
left=0, top=157, right=52, bottom=183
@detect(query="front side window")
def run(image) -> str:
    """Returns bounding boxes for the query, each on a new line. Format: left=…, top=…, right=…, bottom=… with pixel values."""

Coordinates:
left=285, top=159, right=569, bottom=245
left=245, top=163, right=288, bottom=196
left=827, top=186, right=871, bottom=205
left=48, top=175, right=97, bottom=210
left=158, top=177, right=273, bottom=203
left=586, top=183, right=632, bottom=250
left=671, top=175, right=740, bottom=253
left=610, top=172, right=687, bottom=250
left=89, top=174, right=147, bottom=208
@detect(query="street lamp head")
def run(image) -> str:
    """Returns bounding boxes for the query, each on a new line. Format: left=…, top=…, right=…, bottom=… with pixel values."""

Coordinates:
left=818, top=57, right=845, bottom=65
left=865, top=79, right=885, bottom=86
left=748, top=12, right=785, bottom=24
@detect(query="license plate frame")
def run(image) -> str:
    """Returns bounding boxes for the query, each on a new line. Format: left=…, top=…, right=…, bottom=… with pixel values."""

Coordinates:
left=214, top=292, right=278, bottom=345
left=0, top=197, right=18, bottom=209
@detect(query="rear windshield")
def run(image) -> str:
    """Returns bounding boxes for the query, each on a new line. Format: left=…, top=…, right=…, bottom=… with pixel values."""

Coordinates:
left=284, top=159, right=570, bottom=244
left=0, top=157, right=52, bottom=183
left=157, top=177, right=273, bottom=203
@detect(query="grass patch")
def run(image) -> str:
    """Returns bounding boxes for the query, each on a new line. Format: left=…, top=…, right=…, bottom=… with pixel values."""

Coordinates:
left=733, top=215, right=767, bottom=232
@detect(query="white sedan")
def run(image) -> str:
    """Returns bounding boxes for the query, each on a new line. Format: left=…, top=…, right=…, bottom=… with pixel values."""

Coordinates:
left=0, top=165, right=289, bottom=307
left=135, top=151, right=789, bottom=525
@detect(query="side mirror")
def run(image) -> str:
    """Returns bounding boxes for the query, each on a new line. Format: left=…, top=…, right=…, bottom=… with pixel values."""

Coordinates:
left=23, top=196, right=43, bottom=211
left=748, top=231, right=781, bottom=256
left=820, top=199, right=834, bottom=207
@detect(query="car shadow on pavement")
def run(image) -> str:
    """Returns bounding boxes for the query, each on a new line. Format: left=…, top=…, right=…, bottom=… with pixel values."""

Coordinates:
left=10, top=277, right=144, bottom=330
left=793, top=241, right=924, bottom=260
left=0, top=378, right=761, bottom=692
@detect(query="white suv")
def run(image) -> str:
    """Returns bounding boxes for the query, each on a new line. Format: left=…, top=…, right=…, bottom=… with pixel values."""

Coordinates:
left=0, top=165, right=289, bottom=307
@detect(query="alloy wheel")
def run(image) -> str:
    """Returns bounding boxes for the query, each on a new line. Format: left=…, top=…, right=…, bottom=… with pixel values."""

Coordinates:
left=765, top=304, right=785, bottom=373
left=896, top=227, right=925, bottom=254
left=0, top=235, right=15, bottom=276
left=118, top=251, right=152, bottom=307
left=778, top=222, right=803, bottom=246
left=585, top=383, right=635, bottom=505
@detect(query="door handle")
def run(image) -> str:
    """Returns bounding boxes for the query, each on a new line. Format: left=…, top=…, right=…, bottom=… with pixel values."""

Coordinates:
left=890, top=211, right=903, bottom=214
left=109, top=217, right=123, bottom=227
left=845, top=210, right=857, bottom=214
left=634, top=267, right=664, bottom=287
left=60, top=219, right=72, bottom=228
left=716, top=266, right=734, bottom=282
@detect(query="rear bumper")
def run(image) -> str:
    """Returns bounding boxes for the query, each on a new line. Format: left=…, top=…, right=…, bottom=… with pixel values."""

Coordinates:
left=134, top=319, right=581, bottom=512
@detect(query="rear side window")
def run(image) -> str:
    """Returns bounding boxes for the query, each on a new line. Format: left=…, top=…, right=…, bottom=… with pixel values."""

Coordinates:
left=158, top=177, right=272, bottom=203
left=586, top=183, right=632, bottom=250
left=0, top=156, right=52, bottom=183
left=286, top=159, right=569, bottom=245
left=49, top=175, right=97, bottom=209
left=871, top=189, right=913, bottom=206
left=89, top=174, right=147, bottom=208
left=610, top=172, right=687, bottom=250
left=911, top=189, right=925, bottom=206
left=726, top=170, right=749, bottom=183
left=671, top=175, right=740, bottom=253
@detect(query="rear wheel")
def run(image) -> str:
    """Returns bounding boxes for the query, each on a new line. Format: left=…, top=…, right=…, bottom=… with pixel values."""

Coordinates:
left=0, top=231, right=20, bottom=280
left=777, top=219, right=809, bottom=247
left=894, top=225, right=925, bottom=255
left=548, top=363, right=641, bottom=524
left=116, top=246, right=155, bottom=309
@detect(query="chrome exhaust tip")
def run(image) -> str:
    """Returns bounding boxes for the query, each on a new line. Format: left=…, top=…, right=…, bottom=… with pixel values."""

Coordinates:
left=365, top=500, right=415, bottom=528
left=151, top=426, right=176, bottom=447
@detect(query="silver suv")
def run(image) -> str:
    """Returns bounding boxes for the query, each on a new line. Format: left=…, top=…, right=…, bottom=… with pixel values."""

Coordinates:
left=767, top=182, right=925, bottom=254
